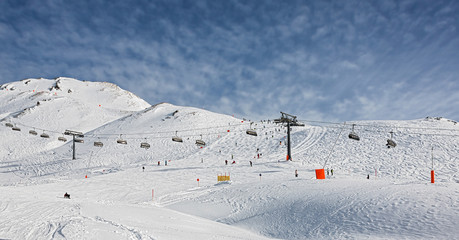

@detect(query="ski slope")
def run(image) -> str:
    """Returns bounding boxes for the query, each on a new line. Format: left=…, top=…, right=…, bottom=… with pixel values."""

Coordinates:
left=1, top=78, right=458, bottom=239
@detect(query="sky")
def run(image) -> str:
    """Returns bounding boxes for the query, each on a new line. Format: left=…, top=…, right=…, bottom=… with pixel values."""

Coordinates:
left=1, top=0, right=458, bottom=122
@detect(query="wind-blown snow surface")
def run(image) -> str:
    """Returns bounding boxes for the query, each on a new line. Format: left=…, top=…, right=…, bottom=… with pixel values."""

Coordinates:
left=1, top=78, right=458, bottom=239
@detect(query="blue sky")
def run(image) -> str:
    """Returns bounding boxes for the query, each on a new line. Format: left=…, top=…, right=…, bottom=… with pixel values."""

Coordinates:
left=1, top=0, right=458, bottom=122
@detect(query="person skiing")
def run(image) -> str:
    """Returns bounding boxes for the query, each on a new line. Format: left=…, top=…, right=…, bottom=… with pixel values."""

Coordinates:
left=142, top=166, right=145, bottom=172
left=225, top=160, right=228, bottom=165
left=249, top=161, right=252, bottom=167
left=331, top=169, right=334, bottom=176
left=64, top=192, right=70, bottom=199
left=367, top=174, right=370, bottom=179
left=295, top=169, right=298, bottom=177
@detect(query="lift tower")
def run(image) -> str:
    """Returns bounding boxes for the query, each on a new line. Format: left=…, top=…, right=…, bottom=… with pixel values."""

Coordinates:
left=64, top=130, right=84, bottom=160
left=274, top=112, right=304, bottom=161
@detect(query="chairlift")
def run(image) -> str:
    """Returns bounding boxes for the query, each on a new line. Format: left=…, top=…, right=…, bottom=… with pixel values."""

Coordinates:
left=116, top=134, right=127, bottom=144
left=29, top=130, right=38, bottom=135
left=5, top=123, right=13, bottom=128
left=246, top=122, right=258, bottom=136
left=195, top=134, right=206, bottom=146
left=74, top=138, right=84, bottom=143
left=172, top=131, right=183, bottom=142
left=12, top=126, right=21, bottom=131
left=58, top=136, right=67, bottom=142
left=94, top=141, right=103, bottom=147
left=348, top=124, right=360, bottom=141
left=386, top=131, right=396, bottom=148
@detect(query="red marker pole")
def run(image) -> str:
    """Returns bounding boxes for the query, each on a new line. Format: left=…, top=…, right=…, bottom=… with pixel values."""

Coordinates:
left=152, top=189, right=154, bottom=201
left=431, top=147, right=435, bottom=184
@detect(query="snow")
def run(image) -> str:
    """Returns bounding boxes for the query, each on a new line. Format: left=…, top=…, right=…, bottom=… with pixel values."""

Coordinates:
left=1, top=78, right=458, bottom=239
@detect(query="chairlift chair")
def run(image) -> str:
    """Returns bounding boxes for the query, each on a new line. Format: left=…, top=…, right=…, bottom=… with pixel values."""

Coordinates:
left=94, top=141, right=103, bottom=147
left=117, top=134, right=127, bottom=145
left=172, top=131, right=183, bottom=142
left=195, top=139, right=206, bottom=146
left=29, top=130, right=38, bottom=135
left=290, top=121, right=305, bottom=127
left=348, top=124, right=360, bottom=141
left=40, top=132, right=50, bottom=138
left=5, top=123, right=13, bottom=128
left=58, top=136, right=67, bottom=142
left=246, top=122, right=258, bottom=136
left=140, top=142, right=150, bottom=149
left=195, top=134, right=206, bottom=146
left=386, top=131, right=396, bottom=148
left=74, top=138, right=84, bottom=143
left=12, top=127, right=21, bottom=131
left=246, top=129, right=257, bottom=136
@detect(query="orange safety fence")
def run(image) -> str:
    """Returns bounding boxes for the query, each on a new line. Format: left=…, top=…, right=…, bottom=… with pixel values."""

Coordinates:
left=315, top=169, right=326, bottom=179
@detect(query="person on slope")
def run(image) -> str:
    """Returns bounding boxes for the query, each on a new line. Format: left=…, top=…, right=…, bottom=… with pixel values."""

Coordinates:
left=64, top=192, right=70, bottom=199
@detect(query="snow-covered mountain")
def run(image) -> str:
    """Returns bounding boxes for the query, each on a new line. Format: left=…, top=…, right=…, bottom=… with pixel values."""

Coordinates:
left=1, top=78, right=458, bottom=239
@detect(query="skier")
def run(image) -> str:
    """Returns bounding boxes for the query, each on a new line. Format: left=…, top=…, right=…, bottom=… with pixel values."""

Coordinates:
left=64, top=192, right=70, bottom=199
left=249, top=161, right=252, bottom=167
left=142, top=166, right=145, bottom=172
left=165, top=160, right=167, bottom=166
left=157, top=161, right=160, bottom=166
left=367, top=174, right=370, bottom=179
left=331, top=169, right=334, bottom=176
left=295, top=169, right=298, bottom=177
left=232, top=160, right=236, bottom=164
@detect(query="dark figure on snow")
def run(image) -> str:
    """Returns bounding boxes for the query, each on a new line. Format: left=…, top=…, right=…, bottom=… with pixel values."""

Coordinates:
left=331, top=169, right=334, bottom=176
left=142, top=166, right=145, bottom=172
left=295, top=169, right=298, bottom=177
left=249, top=161, right=252, bottom=167
left=225, top=160, right=228, bottom=165
left=64, top=192, right=70, bottom=199
left=367, top=174, right=370, bottom=179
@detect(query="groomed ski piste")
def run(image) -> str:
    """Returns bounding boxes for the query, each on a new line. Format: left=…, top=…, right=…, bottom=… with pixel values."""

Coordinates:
left=1, top=78, right=458, bottom=239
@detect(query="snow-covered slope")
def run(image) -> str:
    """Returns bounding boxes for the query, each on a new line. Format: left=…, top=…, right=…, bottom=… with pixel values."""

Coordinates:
left=0, top=77, right=150, bottom=131
left=0, top=77, right=150, bottom=173
left=1, top=78, right=458, bottom=239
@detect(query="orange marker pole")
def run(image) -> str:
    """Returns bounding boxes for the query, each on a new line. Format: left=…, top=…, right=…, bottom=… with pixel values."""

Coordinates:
left=431, top=170, right=435, bottom=183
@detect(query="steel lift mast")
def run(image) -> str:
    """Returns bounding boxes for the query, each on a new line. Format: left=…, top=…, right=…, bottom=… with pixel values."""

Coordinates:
left=274, top=112, right=304, bottom=161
